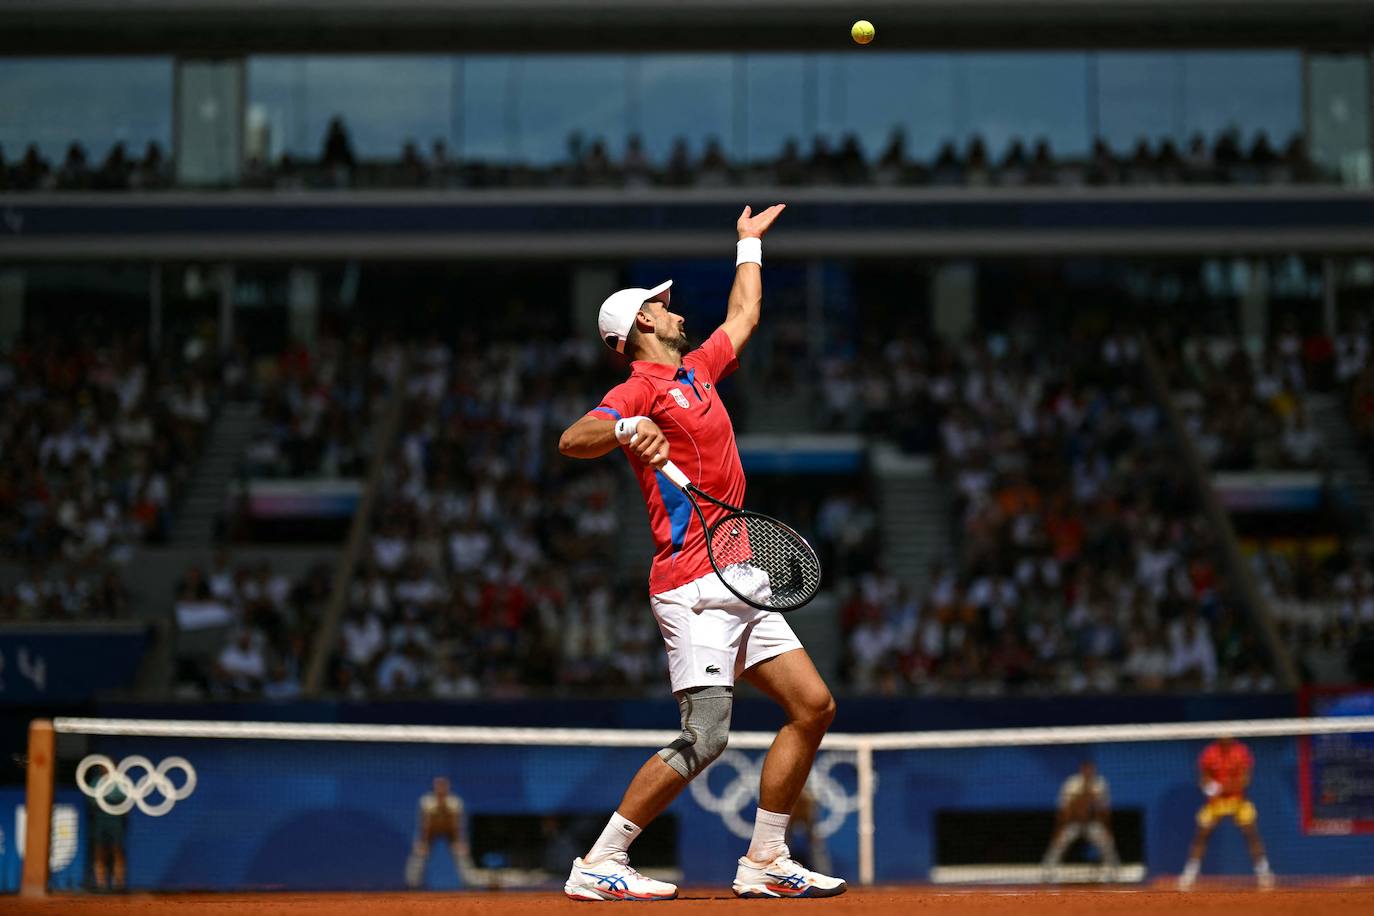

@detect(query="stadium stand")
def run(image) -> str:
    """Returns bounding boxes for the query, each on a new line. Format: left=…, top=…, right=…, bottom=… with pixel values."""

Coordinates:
left=837, top=328, right=1276, bottom=695
left=2, top=127, right=1319, bottom=192
left=0, top=328, right=218, bottom=624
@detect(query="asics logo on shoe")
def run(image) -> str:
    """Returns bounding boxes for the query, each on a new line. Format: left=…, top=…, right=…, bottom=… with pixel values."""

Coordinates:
left=766, top=873, right=808, bottom=889
left=706, top=664, right=721, bottom=675
left=582, top=871, right=630, bottom=891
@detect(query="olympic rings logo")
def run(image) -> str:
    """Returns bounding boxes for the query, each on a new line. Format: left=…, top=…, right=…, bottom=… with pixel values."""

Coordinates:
left=688, top=750, right=867, bottom=840
left=76, top=755, right=198, bottom=817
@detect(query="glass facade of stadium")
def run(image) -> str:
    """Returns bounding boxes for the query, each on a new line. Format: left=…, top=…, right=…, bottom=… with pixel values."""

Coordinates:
left=1, top=49, right=1369, bottom=185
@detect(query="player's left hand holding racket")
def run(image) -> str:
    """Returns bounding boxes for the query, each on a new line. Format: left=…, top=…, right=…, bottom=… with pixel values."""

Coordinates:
left=656, top=459, right=823, bottom=612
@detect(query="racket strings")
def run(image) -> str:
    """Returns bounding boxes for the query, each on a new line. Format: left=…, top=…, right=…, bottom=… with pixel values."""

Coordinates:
left=709, top=513, right=822, bottom=610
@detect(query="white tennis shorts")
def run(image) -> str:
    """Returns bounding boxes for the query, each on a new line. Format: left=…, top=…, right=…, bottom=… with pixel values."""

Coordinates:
left=651, top=565, right=803, bottom=694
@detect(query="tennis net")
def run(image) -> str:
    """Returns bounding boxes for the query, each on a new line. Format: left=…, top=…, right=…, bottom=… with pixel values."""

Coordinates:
left=17, top=713, right=1374, bottom=893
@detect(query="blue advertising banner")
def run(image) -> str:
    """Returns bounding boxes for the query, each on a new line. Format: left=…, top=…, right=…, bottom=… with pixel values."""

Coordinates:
left=0, top=626, right=149, bottom=703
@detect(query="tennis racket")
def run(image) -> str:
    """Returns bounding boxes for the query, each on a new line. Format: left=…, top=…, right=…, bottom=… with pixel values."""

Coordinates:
left=658, top=460, right=822, bottom=612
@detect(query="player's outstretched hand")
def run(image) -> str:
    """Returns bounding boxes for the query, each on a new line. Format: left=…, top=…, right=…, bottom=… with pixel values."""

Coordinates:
left=629, top=418, right=670, bottom=469
left=738, top=203, right=786, bottom=240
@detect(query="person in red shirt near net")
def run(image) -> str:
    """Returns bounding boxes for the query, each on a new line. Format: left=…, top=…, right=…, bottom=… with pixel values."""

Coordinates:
left=1178, top=736, right=1274, bottom=890
left=557, top=204, right=845, bottom=901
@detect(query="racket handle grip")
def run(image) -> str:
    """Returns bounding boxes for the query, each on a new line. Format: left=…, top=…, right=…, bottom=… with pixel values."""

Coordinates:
left=659, top=460, right=691, bottom=490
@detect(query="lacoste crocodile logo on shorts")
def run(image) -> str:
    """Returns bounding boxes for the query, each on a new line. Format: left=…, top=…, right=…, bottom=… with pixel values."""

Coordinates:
left=706, top=664, right=721, bottom=675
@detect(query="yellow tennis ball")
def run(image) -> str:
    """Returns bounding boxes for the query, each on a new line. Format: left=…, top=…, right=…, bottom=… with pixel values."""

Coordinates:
left=851, top=20, right=875, bottom=45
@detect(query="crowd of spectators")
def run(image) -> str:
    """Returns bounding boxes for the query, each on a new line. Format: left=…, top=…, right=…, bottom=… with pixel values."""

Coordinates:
left=322, top=333, right=667, bottom=698
left=0, top=330, right=218, bottom=566
left=174, top=551, right=331, bottom=699
left=240, top=335, right=388, bottom=480
left=839, top=331, right=1277, bottom=695
left=1247, top=313, right=1374, bottom=685
left=1154, top=315, right=1374, bottom=684
left=4, top=121, right=1323, bottom=193
left=1255, top=545, right=1374, bottom=684
left=1, top=141, right=171, bottom=192
left=1161, top=329, right=1324, bottom=471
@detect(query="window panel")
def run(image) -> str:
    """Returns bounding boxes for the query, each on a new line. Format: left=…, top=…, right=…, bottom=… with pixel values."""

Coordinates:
left=638, top=55, right=733, bottom=165
left=964, top=53, right=1091, bottom=158
left=514, top=55, right=628, bottom=165
left=248, top=56, right=451, bottom=159
left=1096, top=53, right=1181, bottom=153
left=1182, top=51, right=1302, bottom=146
left=744, top=54, right=806, bottom=162
left=819, top=53, right=957, bottom=160
left=0, top=58, right=172, bottom=160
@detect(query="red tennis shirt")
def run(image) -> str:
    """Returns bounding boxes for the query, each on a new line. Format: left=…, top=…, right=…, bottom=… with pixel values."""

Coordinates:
left=1200, top=740, right=1253, bottom=799
left=589, top=327, right=745, bottom=595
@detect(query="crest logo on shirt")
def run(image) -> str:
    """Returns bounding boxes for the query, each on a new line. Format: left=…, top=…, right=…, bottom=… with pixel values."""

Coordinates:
left=669, top=388, right=690, bottom=409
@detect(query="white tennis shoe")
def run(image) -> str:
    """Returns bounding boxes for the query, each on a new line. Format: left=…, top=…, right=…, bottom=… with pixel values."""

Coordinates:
left=732, top=846, right=847, bottom=898
left=564, top=852, right=678, bottom=901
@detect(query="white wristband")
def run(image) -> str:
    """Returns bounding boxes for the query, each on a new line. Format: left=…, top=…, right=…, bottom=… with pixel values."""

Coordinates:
left=615, top=416, right=648, bottom=444
left=736, top=237, right=762, bottom=267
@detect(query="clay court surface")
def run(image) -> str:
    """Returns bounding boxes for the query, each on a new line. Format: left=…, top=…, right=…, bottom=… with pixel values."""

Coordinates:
left=12, top=886, right=1374, bottom=916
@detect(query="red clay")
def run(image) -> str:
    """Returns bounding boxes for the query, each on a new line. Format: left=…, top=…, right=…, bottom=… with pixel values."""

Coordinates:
left=11, top=887, right=1374, bottom=916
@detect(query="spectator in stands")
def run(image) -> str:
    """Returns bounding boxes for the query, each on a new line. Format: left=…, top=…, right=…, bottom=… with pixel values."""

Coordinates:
left=134, top=141, right=168, bottom=190
left=699, top=137, right=730, bottom=186
left=999, top=138, right=1029, bottom=186
left=321, top=115, right=356, bottom=186
left=1028, top=139, right=1055, bottom=185
left=57, top=142, right=91, bottom=190
left=664, top=137, right=692, bottom=187
left=399, top=140, right=427, bottom=187
left=3, top=124, right=1326, bottom=191
left=875, top=130, right=906, bottom=186
left=623, top=134, right=651, bottom=188
left=97, top=142, right=131, bottom=190
left=1087, top=138, right=1118, bottom=185
left=262, top=662, right=304, bottom=700
left=1169, top=612, right=1218, bottom=688
left=964, top=135, right=991, bottom=186
left=214, top=627, right=268, bottom=695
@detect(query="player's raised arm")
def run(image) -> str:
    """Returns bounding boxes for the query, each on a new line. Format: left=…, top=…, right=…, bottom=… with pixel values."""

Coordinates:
left=720, top=203, right=786, bottom=356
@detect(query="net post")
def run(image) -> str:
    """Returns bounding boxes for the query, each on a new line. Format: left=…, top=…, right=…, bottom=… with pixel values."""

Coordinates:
left=21, top=719, right=55, bottom=897
left=856, top=740, right=875, bottom=886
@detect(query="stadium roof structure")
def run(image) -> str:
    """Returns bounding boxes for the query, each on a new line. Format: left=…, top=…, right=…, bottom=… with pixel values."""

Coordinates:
left=1, top=0, right=1372, bottom=55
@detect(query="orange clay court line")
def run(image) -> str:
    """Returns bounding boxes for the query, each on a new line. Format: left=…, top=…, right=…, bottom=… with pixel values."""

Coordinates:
left=11, top=888, right=1374, bottom=915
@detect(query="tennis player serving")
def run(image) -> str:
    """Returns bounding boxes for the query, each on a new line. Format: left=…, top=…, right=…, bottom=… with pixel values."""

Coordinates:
left=558, top=203, right=845, bottom=900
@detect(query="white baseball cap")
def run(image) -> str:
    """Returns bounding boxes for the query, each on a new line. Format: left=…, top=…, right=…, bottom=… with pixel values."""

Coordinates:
left=597, top=280, right=672, bottom=353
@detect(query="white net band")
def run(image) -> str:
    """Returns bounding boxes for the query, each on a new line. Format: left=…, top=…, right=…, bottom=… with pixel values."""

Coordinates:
left=52, top=714, right=1374, bottom=750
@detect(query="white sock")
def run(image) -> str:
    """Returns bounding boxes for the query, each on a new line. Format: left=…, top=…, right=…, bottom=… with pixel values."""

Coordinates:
left=585, top=811, right=642, bottom=864
left=747, top=808, right=791, bottom=863
left=1181, top=859, right=1200, bottom=880
left=1255, top=857, right=1271, bottom=876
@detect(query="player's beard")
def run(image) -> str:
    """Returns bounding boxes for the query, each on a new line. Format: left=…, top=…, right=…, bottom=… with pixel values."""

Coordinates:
left=661, top=325, right=690, bottom=355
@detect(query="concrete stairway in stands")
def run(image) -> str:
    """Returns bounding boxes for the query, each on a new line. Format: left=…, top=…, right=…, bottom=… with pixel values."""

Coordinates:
left=170, top=401, right=261, bottom=547
left=872, top=445, right=948, bottom=592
